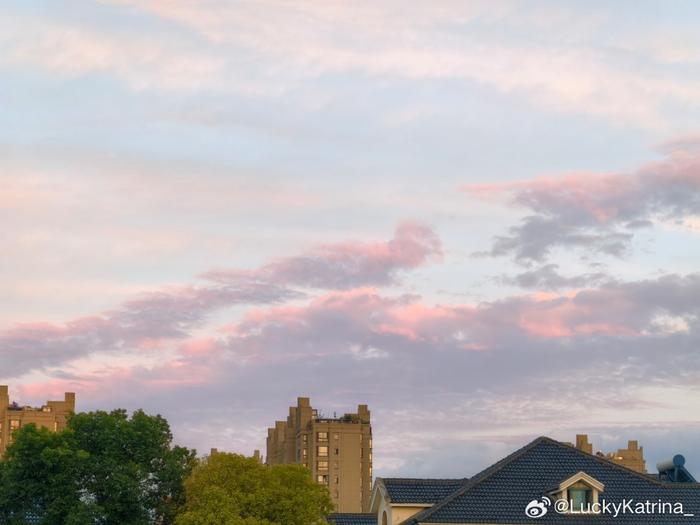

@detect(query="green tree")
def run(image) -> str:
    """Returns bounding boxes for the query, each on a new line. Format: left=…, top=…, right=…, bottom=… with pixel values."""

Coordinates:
left=0, top=409, right=197, bottom=525
left=176, top=453, right=333, bottom=525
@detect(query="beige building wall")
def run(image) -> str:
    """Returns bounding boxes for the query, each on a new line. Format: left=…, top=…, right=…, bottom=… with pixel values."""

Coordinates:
left=0, top=385, right=75, bottom=457
left=379, top=503, right=431, bottom=525
left=573, top=434, right=647, bottom=473
left=266, top=397, right=372, bottom=513
left=371, top=484, right=432, bottom=525
left=606, top=440, right=646, bottom=473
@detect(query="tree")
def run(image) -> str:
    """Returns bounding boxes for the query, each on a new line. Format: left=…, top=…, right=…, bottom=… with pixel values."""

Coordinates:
left=0, top=424, right=97, bottom=525
left=0, top=409, right=197, bottom=525
left=176, top=453, right=333, bottom=525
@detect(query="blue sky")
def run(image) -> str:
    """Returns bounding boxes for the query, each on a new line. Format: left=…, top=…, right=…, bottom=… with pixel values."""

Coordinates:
left=2, top=0, right=700, bottom=477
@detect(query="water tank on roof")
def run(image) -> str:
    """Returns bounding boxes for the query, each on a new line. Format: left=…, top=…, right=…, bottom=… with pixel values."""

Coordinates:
left=657, top=454, right=696, bottom=483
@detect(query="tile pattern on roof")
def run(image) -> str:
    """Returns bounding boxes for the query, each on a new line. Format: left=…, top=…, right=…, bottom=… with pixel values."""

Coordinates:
left=329, top=512, right=377, bottom=525
left=403, top=437, right=700, bottom=524
left=381, top=477, right=469, bottom=504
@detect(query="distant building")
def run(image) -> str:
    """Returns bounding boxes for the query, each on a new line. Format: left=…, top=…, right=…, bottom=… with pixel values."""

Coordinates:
left=574, top=433, right=647, bottom=473
left=0, top=385, right=75, bottom=456
left=605, top=439, right=646, bottom=473
left=331, top=436, right=699, bottom=524
left=266, top=396, right=372, bottom=513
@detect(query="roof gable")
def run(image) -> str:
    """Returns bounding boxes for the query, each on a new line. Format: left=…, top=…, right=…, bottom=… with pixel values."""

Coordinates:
left=553, top=470, right=605, bottom=493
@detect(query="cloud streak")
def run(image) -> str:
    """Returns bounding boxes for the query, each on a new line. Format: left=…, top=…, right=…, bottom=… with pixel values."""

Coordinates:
left=16, top=273, right=700, bottom=473
left=467, top=145, right=700, bottom=262
left=3, top=2, right=700, bottom=127
left=0, top=223, right=439, bottom=377
left=496, top=264, right=610, bottom=290
left=203, top=222, right=442, bottom=289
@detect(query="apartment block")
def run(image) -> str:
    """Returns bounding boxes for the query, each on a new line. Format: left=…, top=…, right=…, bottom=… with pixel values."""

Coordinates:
left=606, top=439, right=646, bottom=473
left=0, top=385, right=75, bottom=456
left=266, top=397, right=372, bottom=513
left=573, top=433, right=647, bottom=473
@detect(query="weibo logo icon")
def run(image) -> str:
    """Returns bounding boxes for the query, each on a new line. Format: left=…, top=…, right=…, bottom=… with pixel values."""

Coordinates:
left=525, top=496, right=551, bottom=518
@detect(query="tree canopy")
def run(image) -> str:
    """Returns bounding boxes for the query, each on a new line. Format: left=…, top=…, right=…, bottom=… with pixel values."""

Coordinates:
left=0, top=409, right=196, bottom=525
left=176, top=452, right=333, bottom=525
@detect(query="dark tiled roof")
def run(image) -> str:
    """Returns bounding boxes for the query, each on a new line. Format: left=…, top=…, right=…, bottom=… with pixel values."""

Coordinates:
left=329, top=513, right=376, bottom=525
left=403, top=436, right=700, bottom=524
left=379, top=477, right=469, bottom=504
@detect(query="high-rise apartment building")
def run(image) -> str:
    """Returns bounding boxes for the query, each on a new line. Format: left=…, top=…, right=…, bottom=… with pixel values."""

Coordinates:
left=0, top=385, right=75, bottom=456
left=266, top=397, right=372, bottom=513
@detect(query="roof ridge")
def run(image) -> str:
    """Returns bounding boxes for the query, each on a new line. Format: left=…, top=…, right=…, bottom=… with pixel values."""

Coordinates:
left=381, top=477, right=468, bottom=482
left=401, top=435, right=700, bottom=524
left=401, top=436, right=551, bottom=524
left=329, top=513, right=375, bottom=515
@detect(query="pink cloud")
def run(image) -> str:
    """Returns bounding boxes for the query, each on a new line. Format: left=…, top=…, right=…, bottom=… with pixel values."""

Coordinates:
left=204, top=222, right=442, bottom=289
left=8, top=273, right=699, bottom=465
left=0, top=222, right=440, bottom=377
left=228, top=280, right=671, bottom=354
left=465, top=146, right=700, bottom=262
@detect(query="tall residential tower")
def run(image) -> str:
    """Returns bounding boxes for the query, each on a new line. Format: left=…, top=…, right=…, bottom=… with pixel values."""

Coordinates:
left=266, top=397, right=372, bottom=513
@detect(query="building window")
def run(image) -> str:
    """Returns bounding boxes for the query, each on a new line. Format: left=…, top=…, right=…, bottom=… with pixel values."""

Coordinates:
left=42, top=406, right=51, bottom=412
left=569, top=486, right=593, bottom=512
left=317, top=432, right=328, bottom=441
left=334, top=433, right=339, bottom=440
left=317, top=446, right=328, bottom=457
left=317, top=474, right=328, bottom=484
left=335, top=476, right=339, bottom=484
left=335, top=448, right=339, bottom=455
left=302, top=434, right=308, bottom=444
left=382, top=511, right=388, bottom=525
left=302, top=449, right=307, bottom=459
left=318, top=460, right=328, bottom=470
left=10, top=420, right=20, bottom=431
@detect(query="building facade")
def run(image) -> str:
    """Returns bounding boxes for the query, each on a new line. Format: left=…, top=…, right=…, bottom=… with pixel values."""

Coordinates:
left=574, top=434, right=647, bottom=473
left=0, top=385, right=76, bottom=457
left=266, top=397, right=372, bottom=513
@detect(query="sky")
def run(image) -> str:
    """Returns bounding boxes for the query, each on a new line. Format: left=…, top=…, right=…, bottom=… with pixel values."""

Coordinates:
left=2, top=0, right=700, bottom=478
